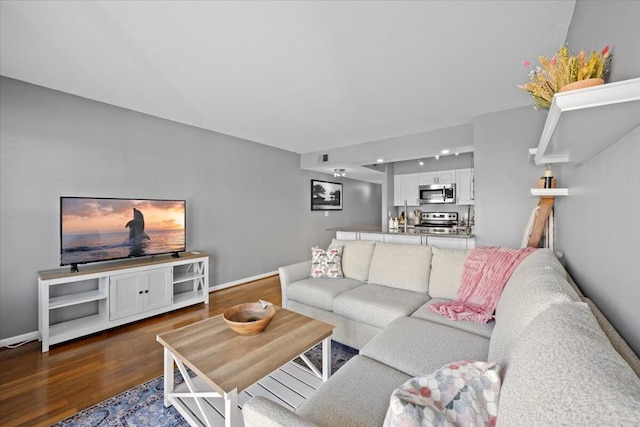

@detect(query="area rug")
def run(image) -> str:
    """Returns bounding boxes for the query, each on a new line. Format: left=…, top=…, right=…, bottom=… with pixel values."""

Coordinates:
left=51, top=341, right=357, bottom=427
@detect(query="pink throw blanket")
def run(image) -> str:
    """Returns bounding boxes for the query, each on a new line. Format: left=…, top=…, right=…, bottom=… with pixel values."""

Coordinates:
left=428, top=247, right=536, bottom=323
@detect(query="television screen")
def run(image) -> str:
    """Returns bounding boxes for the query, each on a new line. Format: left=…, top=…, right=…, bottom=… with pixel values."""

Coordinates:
left=60, top=197, right=186, bottom=267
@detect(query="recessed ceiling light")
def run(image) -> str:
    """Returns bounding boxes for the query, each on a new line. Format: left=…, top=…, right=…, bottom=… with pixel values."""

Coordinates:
left=418, top=159, right=424, bottom=166
left=441, top=149, right=450, bottom=154
left=376, top=158, right=384, bottom=163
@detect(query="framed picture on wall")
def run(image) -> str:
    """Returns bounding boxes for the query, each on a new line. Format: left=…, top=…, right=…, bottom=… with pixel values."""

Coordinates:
left=311, top=179, right=343, bottom=211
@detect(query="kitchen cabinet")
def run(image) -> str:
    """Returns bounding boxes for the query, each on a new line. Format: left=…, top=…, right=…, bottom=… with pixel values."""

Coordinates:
left=336, top=231, right=358, bottom=240
left=109, top=267, right=172, bottom=321
left=394, top=173, right=420, bottom=206
left=419, top=169, right=456, bottom=185
left=384, top=234, right=424, bottom=245
left=427, top=236, right=475, bottom=249
left=360, top=232, right=385, bottom=241
left=456, top=168, right=475, bottom=205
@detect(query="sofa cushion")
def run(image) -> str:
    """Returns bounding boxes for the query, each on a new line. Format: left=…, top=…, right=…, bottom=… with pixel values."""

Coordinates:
left=333, top=284, right=430, bottom=329
left=287, top=300, right=382, bottom=350
left=488, top=250, right=580, bottom=367
left=243, top=396, right=319, bottom=427
left=287, top=277, right=363, bottom=311
left=505, top=247, right=568, bottom=283
left=361, top=317, right=490, bottom=377
left=385, top=360, right=501, bottom=427
left=497, top=302, right=640, bottom=426
left=428, top=247, right=470, bottom=299
left=328, top=239, right=376, bottom=282
left=297, top=355, right=411, bottom=427
left=583, top=297, right=640, bottom=377
left=367, top=242, right=432, bottom=293
left=411, top=299, right=494, bottom=338
left=310, top=246, right=344, bottom=278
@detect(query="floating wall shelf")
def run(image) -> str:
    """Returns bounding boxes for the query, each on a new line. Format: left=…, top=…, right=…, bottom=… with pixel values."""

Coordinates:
left=530, top=188, right=569, bottom=197
left=533, top=77, right=640, bottom=166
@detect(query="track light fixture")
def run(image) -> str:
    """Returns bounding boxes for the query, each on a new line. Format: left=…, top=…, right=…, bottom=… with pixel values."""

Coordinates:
left=333, top=168, right=346, bottom=177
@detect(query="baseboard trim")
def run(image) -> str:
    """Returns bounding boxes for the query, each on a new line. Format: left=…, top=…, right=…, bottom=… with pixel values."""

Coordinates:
left=0, top=331, right=40, bottom=348
left=209, top=270, right=278, bottom=292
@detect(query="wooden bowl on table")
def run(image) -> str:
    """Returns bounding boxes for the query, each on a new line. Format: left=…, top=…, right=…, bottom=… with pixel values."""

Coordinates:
left=223, top=302, right=277, bottom=336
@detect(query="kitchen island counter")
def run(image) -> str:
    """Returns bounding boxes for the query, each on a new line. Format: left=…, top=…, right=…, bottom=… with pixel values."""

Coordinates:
left=328, top=227, right=475, bottom=249
left=328, top=226, right=474, bottom=238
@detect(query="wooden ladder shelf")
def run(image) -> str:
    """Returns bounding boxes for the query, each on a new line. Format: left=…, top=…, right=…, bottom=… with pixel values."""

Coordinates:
left=527, top=179, right=556, bottom=248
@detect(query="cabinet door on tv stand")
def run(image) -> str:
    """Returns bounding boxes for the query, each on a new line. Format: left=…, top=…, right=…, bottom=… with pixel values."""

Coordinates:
left=110, top=272, right=146, bottom=320
left=109, top=267, right=172, bottom=320
left=145, top=268, right=173, bottom=311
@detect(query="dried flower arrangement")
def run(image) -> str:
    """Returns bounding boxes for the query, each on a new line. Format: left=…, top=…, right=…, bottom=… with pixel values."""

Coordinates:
left=519, top=45, right=611, bottom=109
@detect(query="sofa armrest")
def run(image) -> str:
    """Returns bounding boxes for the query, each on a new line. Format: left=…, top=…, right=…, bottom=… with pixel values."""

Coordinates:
left=242, top=396, right=319, bottom=427
left=278, top=260, right=311, bottom=306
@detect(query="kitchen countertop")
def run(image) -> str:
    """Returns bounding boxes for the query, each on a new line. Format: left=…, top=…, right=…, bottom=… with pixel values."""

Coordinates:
left=329, top=226, right=474, bottom=238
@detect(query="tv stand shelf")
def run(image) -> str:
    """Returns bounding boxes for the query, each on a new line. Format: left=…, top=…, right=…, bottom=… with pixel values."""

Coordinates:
left=38, top=252, right=209, bottom=352
left=49, top=290, right=108, bottom=309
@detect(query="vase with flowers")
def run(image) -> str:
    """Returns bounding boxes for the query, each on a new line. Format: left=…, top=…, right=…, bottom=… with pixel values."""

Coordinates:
left=519, top=45, right=611, bottom=109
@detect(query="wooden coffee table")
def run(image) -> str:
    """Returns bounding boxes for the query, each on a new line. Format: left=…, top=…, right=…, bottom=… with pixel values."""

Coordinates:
left=156, top=307, right=334, bottom=427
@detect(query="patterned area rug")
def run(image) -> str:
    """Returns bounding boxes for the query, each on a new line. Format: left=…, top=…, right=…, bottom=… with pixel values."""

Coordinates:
left=51, top=341, right=357, bottom=427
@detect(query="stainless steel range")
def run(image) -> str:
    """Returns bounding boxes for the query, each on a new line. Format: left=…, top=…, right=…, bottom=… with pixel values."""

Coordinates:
left=417, top=212, right=458, bottom=234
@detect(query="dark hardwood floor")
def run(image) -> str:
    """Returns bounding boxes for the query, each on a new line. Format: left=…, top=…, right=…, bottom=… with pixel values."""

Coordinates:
left=0, top=275, right=282, bottom=427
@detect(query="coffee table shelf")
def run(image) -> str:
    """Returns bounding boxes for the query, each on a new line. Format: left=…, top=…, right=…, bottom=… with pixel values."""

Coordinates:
left=170, top=358, right=324, bottom=427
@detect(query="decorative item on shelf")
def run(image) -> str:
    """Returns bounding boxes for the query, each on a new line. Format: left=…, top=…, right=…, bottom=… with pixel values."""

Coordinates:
left=538, top=171, right=557, bottom=190
left=542, top=165, right=554, bottom=188
left=558, top=78, right=604, bottom=92
left=519, top=45, right=611, bottom=110
left=389, top=217, right=399, bottom=230
left=223, top=300, right=276, bottom=336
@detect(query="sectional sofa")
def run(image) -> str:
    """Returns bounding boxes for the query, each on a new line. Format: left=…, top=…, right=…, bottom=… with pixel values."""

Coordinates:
left=244, top=239, right=640, bottom=426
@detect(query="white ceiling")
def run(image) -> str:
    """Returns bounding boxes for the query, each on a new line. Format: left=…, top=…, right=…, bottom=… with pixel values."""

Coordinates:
left=1, top=1, right=575, bottom=178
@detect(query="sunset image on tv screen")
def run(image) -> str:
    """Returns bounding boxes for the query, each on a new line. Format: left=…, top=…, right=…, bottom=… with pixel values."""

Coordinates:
left=60, top=197, right=186, bottom=265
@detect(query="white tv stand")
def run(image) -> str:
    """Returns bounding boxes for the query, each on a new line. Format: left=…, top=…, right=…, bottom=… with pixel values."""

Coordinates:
left=38, top=252, right=209, bottom=352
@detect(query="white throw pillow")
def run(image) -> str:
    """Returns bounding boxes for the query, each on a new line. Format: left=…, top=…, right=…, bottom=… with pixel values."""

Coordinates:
left=328, top=239, right=376, bottom=282
left=428, top=247, right=470, bottom=299
left=367, top=242, right=432, bottom=293
left=309, top=246, right=344, bottom=279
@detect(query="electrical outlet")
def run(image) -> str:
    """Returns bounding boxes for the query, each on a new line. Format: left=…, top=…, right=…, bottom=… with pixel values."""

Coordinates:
left=325, top=211, right=329, bottom=217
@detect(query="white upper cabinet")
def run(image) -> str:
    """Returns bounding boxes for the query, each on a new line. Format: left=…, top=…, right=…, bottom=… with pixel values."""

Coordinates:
left=455, top=168, right=475, bottom=205
left=533, top=77, right=640, bottom=166
left=418, top=169, right=456, bottom=185
left=394, top=173, right=420, bottom=206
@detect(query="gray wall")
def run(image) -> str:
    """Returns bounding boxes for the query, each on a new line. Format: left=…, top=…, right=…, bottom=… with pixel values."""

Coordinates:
left=554, top=0, right=640, bottom=354
left=474, top=106, right=547, bottom=248
left=0, top=77, right=381, bottom=341
left=473, top=0, right=640, bottom=354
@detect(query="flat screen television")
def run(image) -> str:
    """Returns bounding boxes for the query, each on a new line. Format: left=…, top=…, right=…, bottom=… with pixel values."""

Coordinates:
left=60, top=197, right=186, bottom=271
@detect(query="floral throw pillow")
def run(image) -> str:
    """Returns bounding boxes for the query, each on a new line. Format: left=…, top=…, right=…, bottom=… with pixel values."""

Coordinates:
left=310, top=246, right=344, bottom=279
left=384, top=360, right=501, bottom=427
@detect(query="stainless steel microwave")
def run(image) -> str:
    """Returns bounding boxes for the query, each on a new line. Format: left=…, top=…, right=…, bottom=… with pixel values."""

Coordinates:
left=419, top=183, right=456, bottom=204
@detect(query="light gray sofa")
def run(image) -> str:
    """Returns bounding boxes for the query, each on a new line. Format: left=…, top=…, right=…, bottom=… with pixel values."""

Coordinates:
left=244, top=240, right=640, bottom=426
